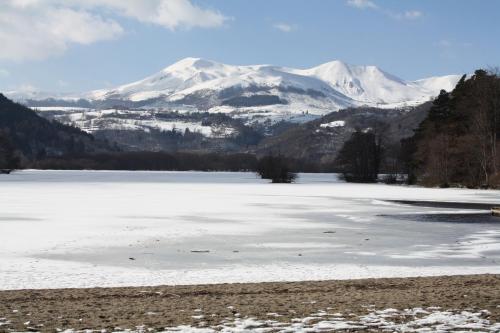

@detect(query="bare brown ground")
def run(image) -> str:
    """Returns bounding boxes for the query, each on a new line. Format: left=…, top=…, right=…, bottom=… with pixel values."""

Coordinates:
left=0, top=274, right=498, bottom=332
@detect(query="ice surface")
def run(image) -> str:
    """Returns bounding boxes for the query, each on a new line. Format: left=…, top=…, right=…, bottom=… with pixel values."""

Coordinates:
left=0, top=171, right=499, bottom=290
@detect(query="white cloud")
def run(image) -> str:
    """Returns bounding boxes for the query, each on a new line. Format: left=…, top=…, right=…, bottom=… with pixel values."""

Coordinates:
left=391, top=10, right=423, bottom=20
left=347, top=0, right=423, bottom=21
left=0, top=69, right=10, bottom=78
left=347, top=0, right=377, bottom=9
left=0, top=0, right=229, bottom=61
left=273, top=23, right=295, bottom=33
left=0, top=1, right=123, bottom=61
left=403, top=10, right=423, bottom=19
left=79, top=0, right=229, bottom=30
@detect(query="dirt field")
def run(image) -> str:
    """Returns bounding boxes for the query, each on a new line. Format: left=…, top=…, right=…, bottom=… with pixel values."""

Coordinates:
left=0, top=274, right=499, bottom=332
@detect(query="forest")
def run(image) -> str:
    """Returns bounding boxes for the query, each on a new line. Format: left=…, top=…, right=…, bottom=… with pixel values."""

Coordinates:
left=407, top=70, right=500, bottom=188
left=333, top=69, right=500, bottom=188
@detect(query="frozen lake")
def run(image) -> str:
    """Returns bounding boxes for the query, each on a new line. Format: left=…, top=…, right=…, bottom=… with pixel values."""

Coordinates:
left=1, top=170, right=500, bottom=290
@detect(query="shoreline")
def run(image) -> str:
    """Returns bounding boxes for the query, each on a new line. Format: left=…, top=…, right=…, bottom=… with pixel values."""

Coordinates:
left=1, top=274, right=499, bottom=332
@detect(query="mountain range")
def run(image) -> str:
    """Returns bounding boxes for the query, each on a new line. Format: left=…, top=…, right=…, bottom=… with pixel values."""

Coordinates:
left=7, top=58, right=461, bottom=117
left=1, top=58, right=463, bottom=155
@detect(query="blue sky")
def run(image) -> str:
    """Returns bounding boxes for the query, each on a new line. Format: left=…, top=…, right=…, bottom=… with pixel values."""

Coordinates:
left=0, top=0, right=499, bottom=93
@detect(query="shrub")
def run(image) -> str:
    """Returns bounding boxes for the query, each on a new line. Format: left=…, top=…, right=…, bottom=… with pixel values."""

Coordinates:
left=334, top=131, right=382, bottom=183
left=381, top=174, right=398, bottom=184
left=256, top=155, right=297, bottom=183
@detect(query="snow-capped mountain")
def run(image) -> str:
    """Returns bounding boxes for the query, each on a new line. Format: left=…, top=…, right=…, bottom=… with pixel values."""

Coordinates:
left=5, top=58, right=462, bottom=122
left=2, top=58, right=463, bottom=151
left=78, top=57, right=461, bottom=114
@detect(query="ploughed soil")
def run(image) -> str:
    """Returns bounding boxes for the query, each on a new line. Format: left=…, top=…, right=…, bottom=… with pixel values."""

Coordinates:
left=0, top=274, right=498, bottom=332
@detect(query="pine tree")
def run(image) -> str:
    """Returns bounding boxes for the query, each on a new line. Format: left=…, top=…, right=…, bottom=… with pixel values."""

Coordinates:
left=335, top=131, right=382, bottom=182
left=0, top=131, right=20, bottom=170
left=408, top=69, right=500, bottom=187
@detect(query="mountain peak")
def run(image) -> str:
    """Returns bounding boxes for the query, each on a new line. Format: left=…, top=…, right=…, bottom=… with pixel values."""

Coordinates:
left=318, top=59, right=348, bottom=66
left=311, top=60, right=387, bottom=74
left=165, top=57, right=220, bottom=72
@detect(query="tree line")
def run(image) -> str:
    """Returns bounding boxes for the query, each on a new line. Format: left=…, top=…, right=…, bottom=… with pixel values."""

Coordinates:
left=333, top=69, right=500, bottom=188
left=406, top=70, right=500, bottom=188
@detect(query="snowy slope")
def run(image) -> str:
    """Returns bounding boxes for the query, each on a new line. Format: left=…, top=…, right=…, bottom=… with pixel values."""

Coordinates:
left=294, top=61, right=429, bottom=104
left=88, top=58, right=245, bottom=101
left=412, top=74, right=464, bottom=93
left=82, top=58, right=461, bottom=113
left=6, top=58, right=462, bottom=120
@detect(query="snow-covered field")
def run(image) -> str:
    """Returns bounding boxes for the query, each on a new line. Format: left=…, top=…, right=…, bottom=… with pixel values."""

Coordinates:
left=34, top=108, right=237, bottom=137
left=1, top=171, right=499, bottom=290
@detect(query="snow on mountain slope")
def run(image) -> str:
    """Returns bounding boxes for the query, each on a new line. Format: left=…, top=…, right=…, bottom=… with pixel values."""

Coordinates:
left=412, top=74, right=464, bottom=94
left=294, top=61, right=430, bottom=104
left=88, top=58, right=244, bottom=101
left=87, top=58, right=350, bottom=109
left=4, top=89, right=77, bottom=102
left=7, top=58, right=462, bottom=119
left=84, top=57, right=461, bottom=112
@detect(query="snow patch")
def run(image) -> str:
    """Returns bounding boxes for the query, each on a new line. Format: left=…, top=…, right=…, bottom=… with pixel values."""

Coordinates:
left=37, top=307, right=500, bottom=332
left=319, top=120, right=345, bottom=128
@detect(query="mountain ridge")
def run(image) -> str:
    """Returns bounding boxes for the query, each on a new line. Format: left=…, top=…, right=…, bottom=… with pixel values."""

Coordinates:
left=6, top=58, right=462, bottom=117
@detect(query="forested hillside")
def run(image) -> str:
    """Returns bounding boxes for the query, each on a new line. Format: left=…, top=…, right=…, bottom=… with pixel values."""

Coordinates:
left=406, top=70, right=500, bottom=188
left=0, top=94, right=112, bottom=166
left=256, top=103, right=432, bottom=166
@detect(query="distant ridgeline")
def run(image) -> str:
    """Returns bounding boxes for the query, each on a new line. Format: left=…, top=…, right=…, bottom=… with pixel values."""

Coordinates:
left=0, top=94, right=313, bottom=172
left=0, top=93, right=112, bottom=169
left=404, top=70, right=500, bottom=188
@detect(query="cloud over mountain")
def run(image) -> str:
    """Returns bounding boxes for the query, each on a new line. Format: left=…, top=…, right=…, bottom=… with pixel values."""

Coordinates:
left=0, top=0, right=229, bottom=61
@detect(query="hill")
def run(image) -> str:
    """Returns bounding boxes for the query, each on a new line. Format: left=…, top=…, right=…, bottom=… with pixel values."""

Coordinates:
left=255, top=103, right=432, bottom=166
left=0, top=94, right=112, bottom=163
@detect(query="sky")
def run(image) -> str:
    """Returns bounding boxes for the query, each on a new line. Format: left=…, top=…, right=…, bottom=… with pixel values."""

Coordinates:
left=0, top=0, right=499, bottom=93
